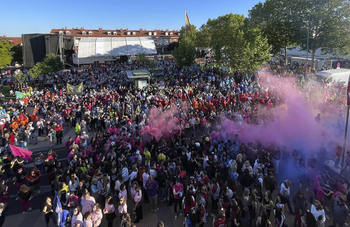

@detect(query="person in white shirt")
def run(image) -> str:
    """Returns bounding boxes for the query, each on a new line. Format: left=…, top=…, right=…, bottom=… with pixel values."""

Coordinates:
left=279, top=179, right=294, bottom=214
left=133, top=186, right=143, bottom=223
left=311, top=200, right=326, bottom=227
left=128, top=167, right=138, bottom=187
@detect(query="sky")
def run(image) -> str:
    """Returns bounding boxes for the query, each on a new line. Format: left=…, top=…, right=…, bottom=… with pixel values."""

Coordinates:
left=1, top=0, right=264, bottom=37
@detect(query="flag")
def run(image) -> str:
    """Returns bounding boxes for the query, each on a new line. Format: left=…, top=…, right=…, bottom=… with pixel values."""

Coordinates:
left=19, top=113, right=29, bottom=124
left=56, top=195, right=62, bottom=213
left=8, top=145, right=33, bottom=161
left=185, top=11, right=191, bottom=31
left=347, top=75, right=350, bottom=105
left=15, top=91, right=24, bottom=100
left=67, top=82, right=83, bottom=94
left=258, top=71, right=266, bottom=77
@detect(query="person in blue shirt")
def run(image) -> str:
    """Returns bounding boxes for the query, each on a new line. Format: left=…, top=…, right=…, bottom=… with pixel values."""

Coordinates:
left=20, top=139, right=27, bottom=149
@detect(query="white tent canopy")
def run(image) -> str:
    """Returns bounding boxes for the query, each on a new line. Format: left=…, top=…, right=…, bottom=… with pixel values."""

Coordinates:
left=77, top=37, right=157, bottom=58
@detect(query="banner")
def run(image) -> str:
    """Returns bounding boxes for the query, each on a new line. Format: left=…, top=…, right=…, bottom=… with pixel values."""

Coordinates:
left=67, top=82, right=83, bottom=94
left=15, top=91, right=24, bottom=100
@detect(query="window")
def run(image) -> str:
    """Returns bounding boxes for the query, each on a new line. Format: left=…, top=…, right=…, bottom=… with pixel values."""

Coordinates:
left=82, top=31, right=86, bottom=35
left=107, top=31, right=111, bottom=35
left=113, top=31, right=117, bottom=35
left=153, top=32, right=157, bottom=36
left=148, top=32, right=152, bottom=36
left=165, top=32, right=168, bottom=36
left=88, top=31, right=92, bottom=35
left=170, top=32, right=173, bottom=36
left=127, top=31, right=131, bottom=35
left=132, top=32, right=136, bottom=35
left=66, top=31, right=70, bottom=35
left=59, top=31, right=63, bottom=35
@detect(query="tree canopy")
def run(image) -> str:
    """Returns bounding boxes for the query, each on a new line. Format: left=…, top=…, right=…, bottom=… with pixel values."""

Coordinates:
left=248, top=0, right=350, bottom=70
left=29, top=53, right=63, bottom=78
left=11, top=44, right=23, bottom=65
left=172, top=41, right=196, bottom=68
left=0, top=38, right=13, bottom=68
left=201, top=13, right=271, bottom=72
left=248, top=0, right=303, bottom=65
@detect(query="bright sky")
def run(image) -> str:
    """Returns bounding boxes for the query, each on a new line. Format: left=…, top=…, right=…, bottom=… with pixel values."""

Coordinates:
left=1, top=0, right=265, bottom=37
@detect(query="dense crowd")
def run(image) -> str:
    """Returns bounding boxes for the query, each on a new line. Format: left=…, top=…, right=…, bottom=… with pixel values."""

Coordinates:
left=0, top=59, right=349, bottom=227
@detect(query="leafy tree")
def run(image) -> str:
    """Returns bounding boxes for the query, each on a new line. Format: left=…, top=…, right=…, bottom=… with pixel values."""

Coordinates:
left=29, top=62, right=44, bottom=79
left=298, top=0, right=350, bottom=70
left=11, top=44, right=23, bottom=64
left=248, top=0, right=303, bottom=66
left=172, top=42, right=196, bottom=68
left=178, top=25, right=197, bottom=47
left=136, top=53, right=148, bottom=65
left=13, top=70, right=27, bottom=90
left=196, top=24, right=211, bottom=49
left=42, top=53, right=63, bottom=74
left=203, top=13, right=271, bottom=72
left=0, top=38, right=13, bottom=68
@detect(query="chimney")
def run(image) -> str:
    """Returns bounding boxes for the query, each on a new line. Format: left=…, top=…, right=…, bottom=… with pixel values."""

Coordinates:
left=65, top=27, right=67, bottom=30
left=80, top=27, right=84, bottom=31
left=120, top=31, right=124, bottom=36
left=139, top=29, right=143, bottom=33
left=98, top=28, right=102, bottom=32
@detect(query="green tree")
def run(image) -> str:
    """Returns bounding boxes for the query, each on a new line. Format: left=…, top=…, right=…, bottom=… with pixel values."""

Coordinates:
left=178, top=25, right=197, bottom=46
left=0, top=38, right=13, bottom=68
left=13, top=70, right=27, bottom=90
left=248, top=0, right=303, bottom=66
left=29, top=62, right=44, bottom=79
left=42, top=53, right=63, bottom=74
left=196, top=24, right=211, bottom=49
left=172, top=42, right=196, bottom=68
left=203, top=13, right=270, bottom=72
left=11, top=44, right=23, bottom=65
left=298, top=0, right=350, bottom=70
left=136, top=53, right=148, bottom=66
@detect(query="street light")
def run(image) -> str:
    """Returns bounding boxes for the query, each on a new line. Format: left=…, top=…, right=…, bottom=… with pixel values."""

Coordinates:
left=305, top=21, right=310, bottom=76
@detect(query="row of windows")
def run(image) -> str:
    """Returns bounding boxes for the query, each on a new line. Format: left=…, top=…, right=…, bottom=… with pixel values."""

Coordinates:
left=58, top=31, right=174, bottom=36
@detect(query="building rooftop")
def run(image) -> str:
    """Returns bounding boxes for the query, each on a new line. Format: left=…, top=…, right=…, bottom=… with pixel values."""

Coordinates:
left=50, top=28, right=180, bottom=38
left=0, top=36, right=22, bottom=46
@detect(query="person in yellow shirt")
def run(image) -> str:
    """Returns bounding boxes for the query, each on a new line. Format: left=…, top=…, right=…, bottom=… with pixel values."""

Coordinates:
left=158, top=152, right=166, bottom=163
left=144, top=150, right=151, bottom=167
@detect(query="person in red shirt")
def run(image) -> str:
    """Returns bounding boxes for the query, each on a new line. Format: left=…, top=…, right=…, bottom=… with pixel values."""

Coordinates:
left=47, top=149, right=58, bottom=161
left=213, top=210, right=226, bottom=227
left=54, top=123, right=64, bottom=145
left=184, top=190, right=196, bottom=216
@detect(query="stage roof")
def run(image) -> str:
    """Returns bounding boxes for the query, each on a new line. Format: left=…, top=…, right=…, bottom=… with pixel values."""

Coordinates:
left=77, top=37, right=157, bottom=58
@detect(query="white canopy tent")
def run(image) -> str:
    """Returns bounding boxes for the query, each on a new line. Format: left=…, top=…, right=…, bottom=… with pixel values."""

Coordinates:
left=76, top=37, right=157, bottom=58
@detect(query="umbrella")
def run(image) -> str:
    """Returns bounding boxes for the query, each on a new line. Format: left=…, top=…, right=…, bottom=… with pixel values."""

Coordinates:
left=8, top=145, right=33, bottom=161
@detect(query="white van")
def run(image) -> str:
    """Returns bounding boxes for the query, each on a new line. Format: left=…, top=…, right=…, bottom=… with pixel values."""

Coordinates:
left=316, top=69, right=350, bottom=86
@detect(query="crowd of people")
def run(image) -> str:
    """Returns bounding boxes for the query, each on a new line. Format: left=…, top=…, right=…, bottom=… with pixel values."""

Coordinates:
left=0, top=59, right=349, bottom=227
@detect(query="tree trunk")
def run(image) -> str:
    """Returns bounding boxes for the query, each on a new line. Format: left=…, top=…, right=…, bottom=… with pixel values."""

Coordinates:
left=284, top=46, right=288, bottom=67
left=311, top=49, right=316, bottom=72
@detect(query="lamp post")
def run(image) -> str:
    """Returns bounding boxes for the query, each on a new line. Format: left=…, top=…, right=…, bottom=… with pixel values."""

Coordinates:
left=305, top=22, right=310, bottom=76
